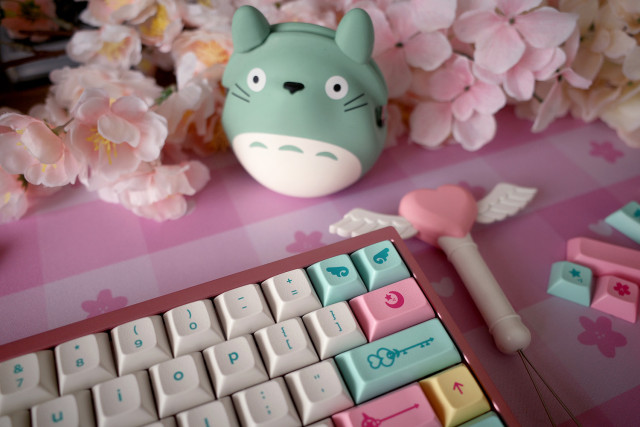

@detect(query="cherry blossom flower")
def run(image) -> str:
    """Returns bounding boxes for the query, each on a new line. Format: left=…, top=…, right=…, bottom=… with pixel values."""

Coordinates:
left=454, top=0, right=578, bottom=74
left=171, top=30, right=232, bottom=89
left=0, top=0, right=59, bottom=42
left=79, top=0, right=155, bottom=26
left=67, top=89, right=168, bottom=188
left=66, top=25, right=142, bottom=70
left=178, top=0, right=234, bottom=30
left=577, top=316, right=627, bottom=358
left=409, top=56, right=506, bottom=150
left=0, top=167, right=27, bottom=223
left=49, top=65, right=163, bottom=113
left=0, top=113, right=79, bottom=187
left=135, top=0, right=183, bottom=53
left=156, top=67, right=228, bottom=156
left=82, top=289, right=128, bottom=318
left=355, top=0, right=453, bottom=98
left=97, top=160, right=210, bottom=221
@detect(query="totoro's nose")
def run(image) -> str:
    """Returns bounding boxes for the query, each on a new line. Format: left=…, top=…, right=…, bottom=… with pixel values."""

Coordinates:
left=283, top=81, right=305, bottom=94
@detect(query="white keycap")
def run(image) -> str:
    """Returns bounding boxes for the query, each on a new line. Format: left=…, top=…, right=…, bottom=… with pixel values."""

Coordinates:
left=31, top=389, right=95, bottom=427
left=261, top=269, right=322, bottom=322
left=0, top=350, right=58, bottom=415
left=54, top=333, right=117, bottom=395
left=214, top=284, right=275, bottom=339
left=164, top=300, right=225, bottom=357
left=254, top=317, right=318, bottom=378
left=143, top=418, right=177, bottom=427
left=92, top=371, right=157, bottom=427
left=232, top=378, right=300, bottom=427
left=308, top=418, right=334, bottom=427
left=112, top=315, right=172, bottom=375
left=149, top=353, right=215, bottom=418
left=0, top=410, right=30, bottom=427
left=302, top=302, right=366, bottom=359
left=175, top=397, right=239, bottom=427
left=203, top=335, right=268, bottom=397
left=284, top=360, right=353, bottom=425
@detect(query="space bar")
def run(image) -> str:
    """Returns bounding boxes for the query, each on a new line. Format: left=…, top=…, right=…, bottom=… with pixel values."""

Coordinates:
left=567, top=237, right=640, bottom=283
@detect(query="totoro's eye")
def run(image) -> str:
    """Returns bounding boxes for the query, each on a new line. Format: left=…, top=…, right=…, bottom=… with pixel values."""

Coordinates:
left=247, top=68, right=266, bottom=92
left=325, top=76, right=348, bottom=100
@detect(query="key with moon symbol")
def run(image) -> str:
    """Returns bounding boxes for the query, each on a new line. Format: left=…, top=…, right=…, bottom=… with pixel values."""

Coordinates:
left=349, top=278, right=435, bottom=341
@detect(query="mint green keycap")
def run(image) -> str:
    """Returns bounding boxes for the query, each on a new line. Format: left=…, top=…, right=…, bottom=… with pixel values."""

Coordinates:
left=460, top=412, right=505, bottom=427
left=547, top=261, right=593, bottom=306
left=350, top=240, right=410, bottom=291
left=605, top=201, right=640, bottom=244
left=334, top=318, right=460, bottom=404
left=307, top=254, right=367, bottom=306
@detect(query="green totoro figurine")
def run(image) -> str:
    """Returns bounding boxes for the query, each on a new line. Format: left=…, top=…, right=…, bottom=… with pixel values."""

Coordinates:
left=221, top=6, right=388, bottom=198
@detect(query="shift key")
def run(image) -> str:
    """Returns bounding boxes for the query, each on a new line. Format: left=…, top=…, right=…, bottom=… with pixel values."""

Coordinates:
left=567, top=237, right=640, bottom=284
left=334, top=319, right=460, bottom=404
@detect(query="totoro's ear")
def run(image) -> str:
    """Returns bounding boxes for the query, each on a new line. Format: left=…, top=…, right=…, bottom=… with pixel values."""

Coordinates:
left=335, top=8, right=375, bottom=64
left=231, top=6, right=271, bottom=53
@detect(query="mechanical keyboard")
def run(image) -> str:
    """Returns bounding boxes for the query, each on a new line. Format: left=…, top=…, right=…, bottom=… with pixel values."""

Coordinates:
left=0, top=227, right=517, bottom=426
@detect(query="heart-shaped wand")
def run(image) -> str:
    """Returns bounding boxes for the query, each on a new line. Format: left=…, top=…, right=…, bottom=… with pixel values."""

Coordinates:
left=330, top=183, right=536, bottom=354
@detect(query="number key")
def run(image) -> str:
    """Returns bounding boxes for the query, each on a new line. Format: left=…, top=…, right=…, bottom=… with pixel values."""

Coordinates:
left=0, top=350, right=58, bottom=415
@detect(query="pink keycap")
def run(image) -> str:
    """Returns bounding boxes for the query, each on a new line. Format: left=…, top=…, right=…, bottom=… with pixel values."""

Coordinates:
left=591, top=276, right=639, bottom=323
left=567, top=237, right=640, bottom=284
left=332, top=382, right=440, bottom=427
left=348, top=278, right=435, bottom=342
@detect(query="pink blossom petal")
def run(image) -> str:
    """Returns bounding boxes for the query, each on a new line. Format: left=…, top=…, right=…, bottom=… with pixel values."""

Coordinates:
left=375, top=48, right=413, bottom=98
left=475, top=25, right=526, bottom=74
left=429, top=56, right=473, bottom=101
left=469, top=81, right=507, bottom=114
left=132, top=116, right=166, bottom=161
left=531, top=81, right=569, bottom=133
left=453, top=10, right=503, bottom=43
left=452, top=112, right=497, bottom=151
left=386, top=2, right=418, bottom=42
left=533, top=48, right=566, bottom=81
left=497, top=0, right=542, bottom=17
left=405, top=31, right=452, bottom=71
left=409, top=101, right=452, bottom=148
left=515, top=7, right=577, bottom=49
left=410, top=0, right=456, bottom=32
left=359, top=4, right=396, bottom=56
left=562, top=69, right=592, bottom=89
left=0, top=133, right=34, bottom=174
left=622, top=46, right=640, bottom=80
left=110, top=95, right=148, bottom=121
left=21, top=121, right=64, bottom=164
left=504, top=67, right=536, bottom=100
left=452, top=92, right=475, bottom=121
left=73, top=96, right=110, bottom=123
left=97, top=114, right=141, bottom=146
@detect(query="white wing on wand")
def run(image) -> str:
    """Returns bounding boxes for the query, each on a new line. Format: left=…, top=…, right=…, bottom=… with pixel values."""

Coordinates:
left=329, top=208, right=418, bottom=239
left=475, top=183, right=537, bottom=224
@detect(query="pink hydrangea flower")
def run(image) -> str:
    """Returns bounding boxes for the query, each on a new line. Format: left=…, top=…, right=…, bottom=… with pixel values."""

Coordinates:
left=67, top=89, right=168, bottom=187
left=178, top=0, right=233, bottom=30
left=66, top=24, right=142, bottom=70
left=409, top=56, right=506, bottom=150
left=0, top=167, right=27, bottom=223
left=356, top=0, right=453, bottom=98
left=454, top=0, right=578, bottom=74
left=97, top=160, right=210, bottom=221
left=0, top=113, right=79, bottom=187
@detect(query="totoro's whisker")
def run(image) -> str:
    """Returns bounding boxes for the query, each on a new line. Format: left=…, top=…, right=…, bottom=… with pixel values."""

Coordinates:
left=232, top=92, right=250, bottom=103
left=344, top=93, right=365, bottom=106
left=235, top=84, right=250, bottom=98
left=345, top=103, right=368, bottom=112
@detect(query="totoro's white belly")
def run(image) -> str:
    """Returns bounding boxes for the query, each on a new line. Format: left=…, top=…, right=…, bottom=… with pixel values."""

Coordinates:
left=232, top=132, right=362, bottom=198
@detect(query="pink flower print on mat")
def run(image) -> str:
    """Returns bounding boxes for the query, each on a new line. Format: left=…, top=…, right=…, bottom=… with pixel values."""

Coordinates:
left=286, top=231, right=324, bottom=253
left=82, top=289, right=128, bottom=318
left=577, top=316, right=627, bottom=358
left=589, top=141, right=624, bottom=163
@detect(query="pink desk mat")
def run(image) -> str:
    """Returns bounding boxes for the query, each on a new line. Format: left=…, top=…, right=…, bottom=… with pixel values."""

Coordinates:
left=2, top=107, right=639, bottom=426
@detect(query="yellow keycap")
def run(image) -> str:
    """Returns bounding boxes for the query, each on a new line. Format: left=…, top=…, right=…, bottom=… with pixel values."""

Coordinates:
left=419, top=363, right=491, bottom=426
